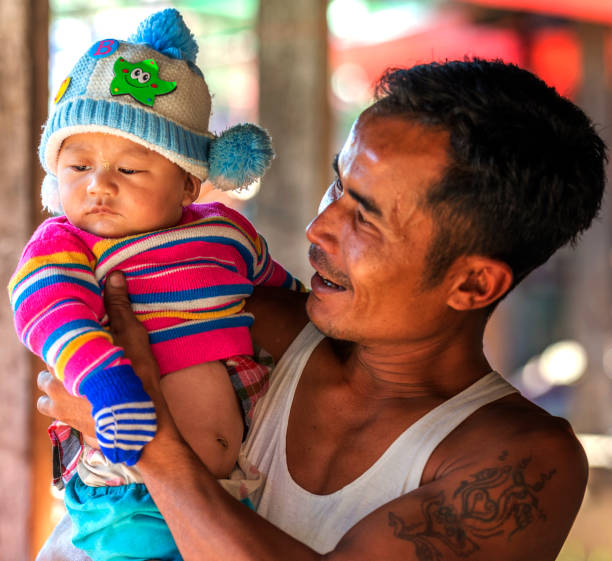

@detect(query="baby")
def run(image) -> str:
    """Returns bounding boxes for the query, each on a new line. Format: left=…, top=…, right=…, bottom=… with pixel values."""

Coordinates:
left=9, top=9, right=302, bottom=561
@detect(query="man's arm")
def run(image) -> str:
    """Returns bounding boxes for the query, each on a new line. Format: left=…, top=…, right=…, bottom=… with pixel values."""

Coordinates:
left=246, top=285, right=309, bottom=363
left=37, top=381, right=586, bottom=561
left=134, top=402, right=587, bottom=561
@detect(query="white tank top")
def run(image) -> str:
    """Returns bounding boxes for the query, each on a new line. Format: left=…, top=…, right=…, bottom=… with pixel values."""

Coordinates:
left=243, top=323, right=518, bottom=553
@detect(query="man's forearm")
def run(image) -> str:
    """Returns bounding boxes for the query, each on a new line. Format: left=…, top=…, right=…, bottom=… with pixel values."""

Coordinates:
left=137, top=429, right=322, bottom=561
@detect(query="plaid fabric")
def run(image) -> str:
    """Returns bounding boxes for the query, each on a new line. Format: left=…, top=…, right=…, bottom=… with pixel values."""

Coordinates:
left=225, top=347, right=274, bottom=430
left=49, top=421, right=83, bottom=489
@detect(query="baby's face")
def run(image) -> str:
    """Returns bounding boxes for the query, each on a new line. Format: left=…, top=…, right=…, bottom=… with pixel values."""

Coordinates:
left=56, top=133, right=199, bottom=237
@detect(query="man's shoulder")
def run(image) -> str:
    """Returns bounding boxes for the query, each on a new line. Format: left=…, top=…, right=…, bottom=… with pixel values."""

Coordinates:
left=426, top=391, right=587, bottom=487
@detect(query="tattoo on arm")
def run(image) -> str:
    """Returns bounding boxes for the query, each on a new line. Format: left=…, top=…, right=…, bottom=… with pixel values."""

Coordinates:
left=388, top=452, right=556, bottom=560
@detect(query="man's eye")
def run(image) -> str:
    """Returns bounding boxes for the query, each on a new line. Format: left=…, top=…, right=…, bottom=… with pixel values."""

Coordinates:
left=356, top=209, right=371, bottom=226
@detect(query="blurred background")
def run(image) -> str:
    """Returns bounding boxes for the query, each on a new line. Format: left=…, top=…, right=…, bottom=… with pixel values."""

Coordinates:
left=1, top=0, right=611, bottom=559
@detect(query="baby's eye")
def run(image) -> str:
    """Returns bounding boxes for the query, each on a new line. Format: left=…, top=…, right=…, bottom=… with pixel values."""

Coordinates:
left=71, top=165, right=88, bottom=172
left=118, top=168, right=137, bottom=175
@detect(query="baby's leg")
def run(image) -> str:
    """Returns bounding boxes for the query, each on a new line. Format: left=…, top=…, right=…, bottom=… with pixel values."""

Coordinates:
left=160, top=361, right=243, bottom=478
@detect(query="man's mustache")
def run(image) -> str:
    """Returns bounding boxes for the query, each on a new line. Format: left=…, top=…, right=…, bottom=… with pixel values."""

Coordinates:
left=308, top=244, right=352, bottom=289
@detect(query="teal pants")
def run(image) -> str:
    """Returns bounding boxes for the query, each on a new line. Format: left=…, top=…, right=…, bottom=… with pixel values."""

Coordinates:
left=64, top=474, right=182, bottom=561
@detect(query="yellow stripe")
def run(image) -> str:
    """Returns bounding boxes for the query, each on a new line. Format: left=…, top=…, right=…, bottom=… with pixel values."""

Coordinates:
left=55, top=331, right=113, bottom=382
left=8, top=251, right=95, bottom=293
left=91, top=237, right=127, bottom=257
left=136, top=300, right=245, bottom=322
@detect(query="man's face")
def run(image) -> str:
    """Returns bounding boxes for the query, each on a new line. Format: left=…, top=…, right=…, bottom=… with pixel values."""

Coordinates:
left=306, top=112, right=453, bottom=345
left=57, top=132, right=196, bottom=238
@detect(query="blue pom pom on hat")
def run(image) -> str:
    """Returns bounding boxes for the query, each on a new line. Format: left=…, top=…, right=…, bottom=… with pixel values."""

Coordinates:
left=40, top=8, right=274, bottom=215
left=129, top=8, right=199, bottom=63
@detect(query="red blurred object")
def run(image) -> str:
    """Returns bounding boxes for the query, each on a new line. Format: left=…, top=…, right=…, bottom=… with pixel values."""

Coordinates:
left=331, top=21, right=581, bottom=99
left=460, top=0, right=612, bottom=25
left=531, top=29, right=581, bottom=97
left=330, top=22, right=524, bottom=89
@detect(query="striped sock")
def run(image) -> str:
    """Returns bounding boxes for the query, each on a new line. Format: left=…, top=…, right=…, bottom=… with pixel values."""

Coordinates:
left=80, top=365, right=157, bottom=465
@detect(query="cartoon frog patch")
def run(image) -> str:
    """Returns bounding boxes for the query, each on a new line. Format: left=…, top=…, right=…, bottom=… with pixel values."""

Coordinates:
left=110, top=57, right=176, bottom=106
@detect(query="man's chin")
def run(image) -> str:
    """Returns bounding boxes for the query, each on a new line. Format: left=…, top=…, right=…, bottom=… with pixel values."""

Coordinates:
left=305, top=298, right=353, bottom=343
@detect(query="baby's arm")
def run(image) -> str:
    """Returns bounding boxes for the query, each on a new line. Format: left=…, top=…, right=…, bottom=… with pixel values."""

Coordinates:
left=9, top=224, right=155, bottom=465
left=160, top=361, right=243, bottom=478
left=223, top=206, right=304, bottom=291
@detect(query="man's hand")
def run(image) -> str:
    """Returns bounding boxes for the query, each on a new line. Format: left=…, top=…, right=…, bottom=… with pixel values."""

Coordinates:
left=103, top=271, right=177, bottom=437
left=37, top=371, right=95, bottom=438
left=103, top=271, right=162, bottom=398
left=37, top=271, right=169, bottom=437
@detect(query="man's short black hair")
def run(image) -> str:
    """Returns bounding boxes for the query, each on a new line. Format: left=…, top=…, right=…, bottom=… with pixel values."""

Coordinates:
left=372, top=59, right=607, bottom=290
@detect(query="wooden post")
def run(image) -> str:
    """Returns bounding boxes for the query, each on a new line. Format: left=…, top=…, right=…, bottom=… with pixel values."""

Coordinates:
left=0, top=0, right=50, bottom=558
left=566, top=23, right=612, bottom=434
left=256, top=0, right=330, bottom=281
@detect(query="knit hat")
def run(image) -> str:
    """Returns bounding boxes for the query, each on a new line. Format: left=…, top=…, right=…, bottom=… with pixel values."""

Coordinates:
left=40, top=8, right=274, bottom=214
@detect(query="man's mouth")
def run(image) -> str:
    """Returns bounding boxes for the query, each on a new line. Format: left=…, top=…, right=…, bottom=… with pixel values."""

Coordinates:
left=314, top=272, right=346, bottom=291
left=309, top=245, right=350, bottom=291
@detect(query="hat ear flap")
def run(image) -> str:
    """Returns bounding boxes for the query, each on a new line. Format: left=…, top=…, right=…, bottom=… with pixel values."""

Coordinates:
left=207, top=124, right=274, bottom=192
left=41, top=174, right=64, bottom=215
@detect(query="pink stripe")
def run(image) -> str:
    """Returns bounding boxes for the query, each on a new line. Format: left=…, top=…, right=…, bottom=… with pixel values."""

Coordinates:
left=153, top=326, right=253, bottom=376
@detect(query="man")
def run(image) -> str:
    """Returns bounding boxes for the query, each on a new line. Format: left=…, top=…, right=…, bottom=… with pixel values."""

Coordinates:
left=38, top=59, right=605, bottom=561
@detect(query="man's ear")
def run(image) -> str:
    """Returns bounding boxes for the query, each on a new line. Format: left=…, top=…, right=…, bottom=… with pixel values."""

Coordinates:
left=446, top=256, right=513, bottom=311
left=182, top=173, right=202, bottom=206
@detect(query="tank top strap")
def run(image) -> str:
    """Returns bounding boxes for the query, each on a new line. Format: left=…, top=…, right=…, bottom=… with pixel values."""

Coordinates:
left=399, top=371, right=519, bottom=491
left=245, top=322, right=324, bottom=461
left=269, top=321, right=325, bottom=387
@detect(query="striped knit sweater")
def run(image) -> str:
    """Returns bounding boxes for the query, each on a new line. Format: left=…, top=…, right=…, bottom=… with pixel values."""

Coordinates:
left=9, top=202, right=301, bottom=398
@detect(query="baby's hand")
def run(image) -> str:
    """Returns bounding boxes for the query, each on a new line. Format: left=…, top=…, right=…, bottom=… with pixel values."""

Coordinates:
left=80, top=365, right=157, bottom=465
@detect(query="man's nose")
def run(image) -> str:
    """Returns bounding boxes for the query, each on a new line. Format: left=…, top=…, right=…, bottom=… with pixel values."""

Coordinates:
left=86, top=170, right=118, bottom=197
left=306, top=195, right=343, bottom=249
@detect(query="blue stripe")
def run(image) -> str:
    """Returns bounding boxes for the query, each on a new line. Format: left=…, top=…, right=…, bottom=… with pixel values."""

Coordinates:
left=96, top=419, right=157, bottom=442
left=40, top=97, right=211, bottom=172
left=13, top=262, right=92, bottom=293
left=149, top=315, right=252, bottom=344
left=96, top=231, right=160, bottom=264
left=96, top=409, right=157, bottom=421
left=129, top=283, right=253, bottom=304
left=100, top=428, right=158, bottom=438
left=14, top=274, right=100, bottom=312
left=98, top=437, right=154, bottom=448
left=23, top=298, right=81, bottom=343
left=282, top=271, right=295, bottom=289
left=98, top=429, right=157, bottom=442
left=137, top=235, right=255, bottom=279
left=95, top=350, right=125, bottom=372
left=41, top=318, right=101, bottom=361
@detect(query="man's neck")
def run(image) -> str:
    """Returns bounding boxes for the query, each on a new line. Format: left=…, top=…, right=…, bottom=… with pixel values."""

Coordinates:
left=337, top=319, right=491, bottom=401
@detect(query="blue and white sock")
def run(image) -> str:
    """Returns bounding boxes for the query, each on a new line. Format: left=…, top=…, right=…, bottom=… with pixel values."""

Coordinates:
left=80, top=365, right=157, bottom=465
